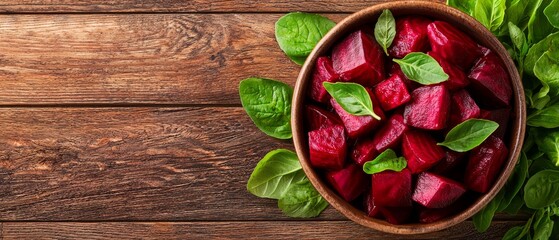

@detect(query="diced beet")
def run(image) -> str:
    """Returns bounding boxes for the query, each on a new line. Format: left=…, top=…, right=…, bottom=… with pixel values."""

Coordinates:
left=431, top=151, right=467, bottom=175
left=389, top=16, right=432, bottom=58
left=326, top=164, right=368, bottom=202
left=372, top=114, right=408, bottom=152
left=310, top=57, right=339, bottom=103
left=308, top=125, right=347, bottom=169
left=330, top=89, right=385, bottom=138
left=389, top=66, right=420, bottom=90
left=428, top=51, right=469, bottom=91
left=413, top=172, right=466, bottom=208
left=427, top=21, right=483, bottom=70
left=449, top=90, right=481, bottom=128
left=479, top=108, right=511, bottom=138
left=372, top=168, right=412, bottom=207
left=365, top=192, right=381, bottom=218
left=374, top=74, right=411, bottom=111
left=468, top=51, right=512, bottom=108
left=332, top=30, right=385, bottom=86
left=465, top=136, right=509, bottom=193
left=380, top=207, right=413, bottom=224
left=305, top=105, right=342, bottom=131
left=402, top=130, right=446, bottom=174
left=352, top=138, right=378, bottom=166
left=404, top=85, right=450, bottom=130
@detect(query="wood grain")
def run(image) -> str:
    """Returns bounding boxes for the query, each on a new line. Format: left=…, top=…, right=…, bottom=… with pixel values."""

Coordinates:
left=0, top=0, right=442, bottom=13
left=2, top=221, right=520, bottom=239
left=0, top=14, right=338, bottom=105
left=0, top=107, right=354, bottom=220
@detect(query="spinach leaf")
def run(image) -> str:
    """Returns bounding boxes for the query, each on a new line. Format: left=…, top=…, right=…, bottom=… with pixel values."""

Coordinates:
left=508, top=22, right=529, bottom=59
left=278, top=178, right=329, bottom=218
left=503, top=192, right=525, bottom=214
left=498, top=152, right=529, bottom=211
left=239, top=78, right=293, bottom=139
left=473, top=0, right=506, bottom=33
left=527, top=103, right=559, bottom=128
left=535, top=130, right=559, bottom=166
left=544, top=0, right=559, bottom=28
left=393, top=52, right=449, bottom=85
left=502, top=226, right=525, bottom=240
left=533, top=210, right=554, bottom=240
left=447, top=0, right=475, bottom=14
left=528, top=0, right=556, bottom=44
left=323, top=82, right=381, bottom=120
left=275, top=12, right=336, bottom=65
left=524, top=170, right=559, bottom=209
left=247, top=149, right=306, bottom=199
left=473, top=190, right=504, bottom=232
left=525, top=32, right=559, bottom=76
left=505, top=0, right=540, bottom=31
left=534, top=51, right=559, bottom=96
left=438, top=119, right=499, bottom=152
left=363, top=149, right=407, bottom=174
left=374, top=9, right=396, bottom=56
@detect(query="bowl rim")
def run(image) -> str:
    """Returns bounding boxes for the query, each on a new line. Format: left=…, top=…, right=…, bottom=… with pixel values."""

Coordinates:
left=291, top=0, right=526, bottom=235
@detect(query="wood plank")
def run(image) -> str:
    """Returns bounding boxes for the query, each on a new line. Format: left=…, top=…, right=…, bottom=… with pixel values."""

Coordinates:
left=0, top=107, right=350, bottom=220
left=0, top=14, right=349, bottom=105
left=2, top=221, right=521, bottom=239
left=0, top=0, right=442, bottom=13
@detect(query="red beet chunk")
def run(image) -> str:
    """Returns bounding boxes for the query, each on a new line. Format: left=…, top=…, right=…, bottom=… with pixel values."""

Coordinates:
left=332, top=30, right=385, bottom=86
left=465, top=136, right=509, bottom=193
left=326, top=164, right=368, bottom=202
left=449, top=90, right=481, bottom=128
left=308, top=125, right=347, bottom=169
left=365, top=192, right=381, bottom=218
left=389, top=16, right=432, bottom=58
left=479, top=108, right=511, bottom=138
left=372, top=168, right=412, bottom=207
left=374, top=74, right=411, bottom=111
left=404, top=85, right=451, bottom=130
left=428, top=51, right=469, bottom=91
left=372, top=114, right=408, bottom=152
left=352, top=138, right=378, bottom=166
left=380, top=207, right=413, bottom=224
left=305, top=105, right=342, bottom=131
left=431, top=151, right=467, bottom=175
left=468, top=52, right=512, bottom=108
left=330, top=89, right=385, bottom=138
left=413, top=172, right=466, bottom=208
left=310, top=57, right=339, bottom=103
left=427, top=21, right=483, bottom=70
left=402, top=130, right=446, bottom=174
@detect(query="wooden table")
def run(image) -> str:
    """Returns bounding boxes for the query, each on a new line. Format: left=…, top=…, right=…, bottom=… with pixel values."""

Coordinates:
left=0, top=0, right=525, bottom=239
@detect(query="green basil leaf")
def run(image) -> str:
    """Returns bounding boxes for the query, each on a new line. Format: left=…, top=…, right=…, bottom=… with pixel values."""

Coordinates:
left=447, top=0, right=475, bottom=15
left=323, top=82, right=381, bottom=120
left=473, top=190, right=504, bottom=232
left=525, top=32, right=559, bottom=76
left=247, top=149, right=306, bottom=199
left=363, top=149, right=407, bottom=174
left=544, top=0, right=559, bottom=28
left=524, top=170, right=559, bottom=209
left=533, top=210, right=554, bottom=240
left=528, top=0, right=556, bottom=44
left=535, top=130, right=559, bottom=166
left=374, top=9, right=396, bottom=56
left=502, top=226, right=525, bottom=240
left=239, top=78, right=293, bottom=139
left=534, top=51, right=559, bottom=97
left=393, top=52, right=449, bottom=85
left=527, top=103, right=559, bottom=128
left=278, top=178, right=329, bottom=218
left=508, top=22, right=529, bottom=57
left=473, top=0, right=506, bottom=32
left=275, top=12, right=336, bottom=65
left=438, top=119, right=499, bottom=152
left=498, top=152, right=530, bottom=211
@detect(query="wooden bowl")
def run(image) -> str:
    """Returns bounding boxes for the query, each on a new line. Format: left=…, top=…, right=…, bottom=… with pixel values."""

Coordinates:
left=291, top=1, right=526, bottom=235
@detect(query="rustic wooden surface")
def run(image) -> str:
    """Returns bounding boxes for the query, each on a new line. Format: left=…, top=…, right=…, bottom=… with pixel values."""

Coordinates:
left=0, top=0, right=524, bottom=238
